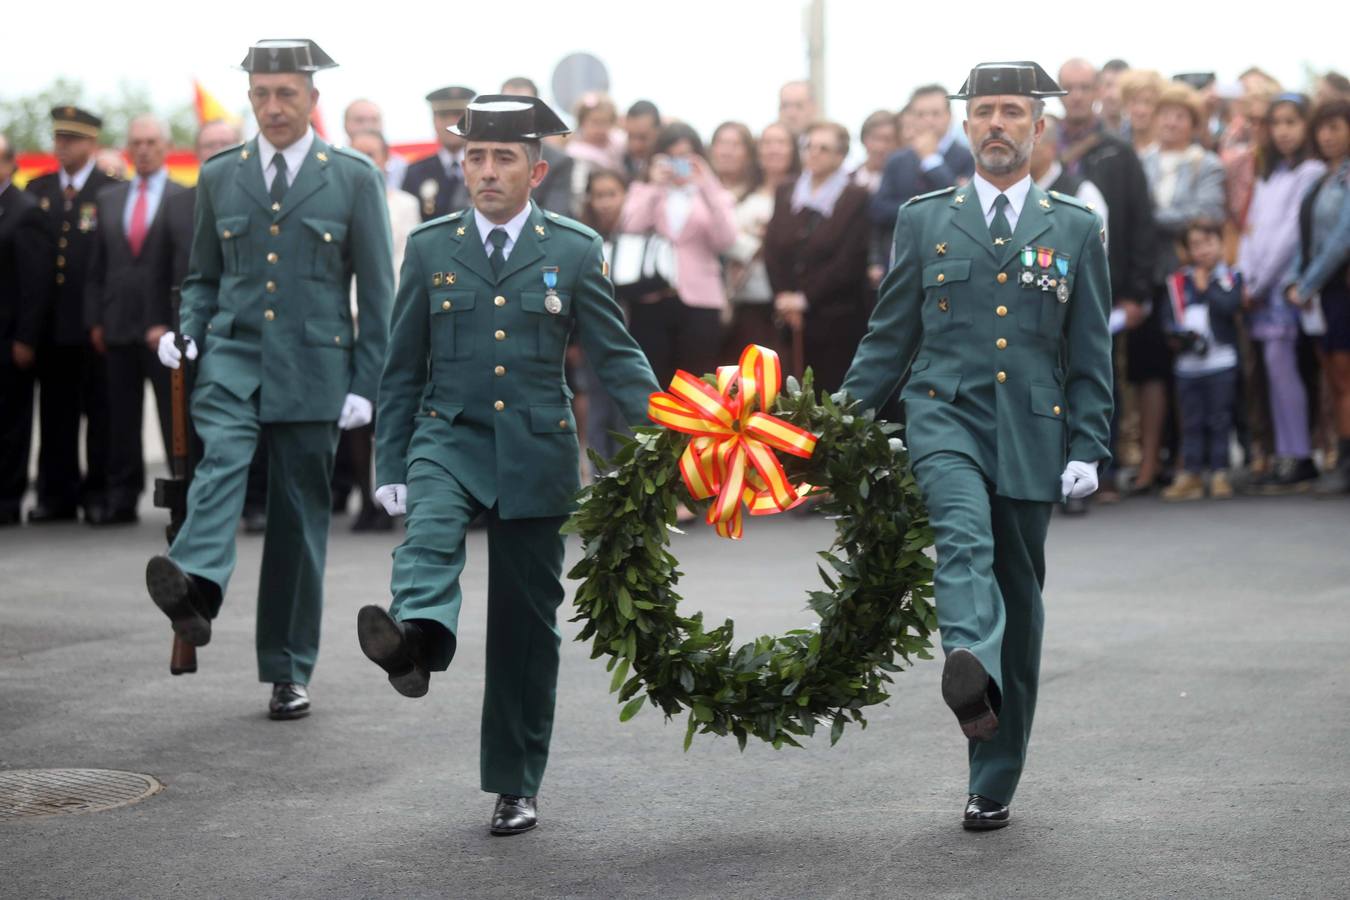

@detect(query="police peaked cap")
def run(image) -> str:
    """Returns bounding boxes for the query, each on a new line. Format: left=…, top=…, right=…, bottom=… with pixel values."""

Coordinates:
left=51, top=106, right=102, bottom=138
left=240, top=39, right=337, bottom=73
left=950, top=61, right=1067, bottom=99
left=447, top=95, right=571, bottom=141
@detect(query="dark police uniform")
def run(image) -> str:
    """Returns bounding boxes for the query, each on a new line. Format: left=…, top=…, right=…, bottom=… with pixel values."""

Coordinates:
left=842, top=62, right=1113, bottom=828
left=25, top=106, right=117, bottom=522
left=401, top=86, right=475, bottom=221
left=360, top=96, right=658, bottom=836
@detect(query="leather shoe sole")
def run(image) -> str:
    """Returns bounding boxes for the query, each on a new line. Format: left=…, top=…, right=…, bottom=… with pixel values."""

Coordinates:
left=489, top=819, right=538, bottom=836
left=146, top=556, right=212, bottom=646
left=357, top=605, right=429, bottom=698
left=268, top=704, right=311, bottom=721
left=962, top=813, right=1011, bottom=831
left=942, top=648, right=998, bottom=742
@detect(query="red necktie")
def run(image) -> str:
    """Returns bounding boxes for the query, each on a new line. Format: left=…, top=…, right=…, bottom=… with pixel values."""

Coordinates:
left=128, top=179, right=149, bottom=256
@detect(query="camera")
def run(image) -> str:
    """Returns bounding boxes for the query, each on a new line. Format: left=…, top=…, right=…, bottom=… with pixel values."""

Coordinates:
left=1170, top=329, right=1209, bottom=356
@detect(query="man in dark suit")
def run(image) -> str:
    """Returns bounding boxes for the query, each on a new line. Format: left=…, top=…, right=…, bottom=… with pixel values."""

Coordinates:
left=401, top=86, right=475, bottom=221
left=85, top=115, right=188, bottom=523
left=25, top=106, right=118, bottom=523
left=869, top=85, right=977, bottom=236
left=500, top=77, right=575, bottom=215
left=0, top=135, right=54, bottom=525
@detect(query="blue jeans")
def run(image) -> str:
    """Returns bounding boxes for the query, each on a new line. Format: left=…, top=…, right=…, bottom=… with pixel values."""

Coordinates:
left=1177, top=368, right=1237, bottom=472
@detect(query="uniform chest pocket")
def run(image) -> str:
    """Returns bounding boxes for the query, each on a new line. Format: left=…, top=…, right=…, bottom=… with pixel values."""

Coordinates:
left=922, top=259, right=971, bottom=333
left=1017, top=268, right=1072, bottom=340
left=302, top=217, right=348, bottom=279
left=429, top=290, right=477, bottom=361
left=520, top=291, right=574, bottom=361
left=217, top=216, right=250, bottom=275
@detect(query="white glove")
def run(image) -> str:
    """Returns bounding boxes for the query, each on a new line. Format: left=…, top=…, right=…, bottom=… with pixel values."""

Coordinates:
left=1060, top=460, right=1099, bottom=500
left=157, top=331, right=198, bottom=369
left=338, top=393, right=373, bottom=430
left=374, top=484, right=406, bottom=516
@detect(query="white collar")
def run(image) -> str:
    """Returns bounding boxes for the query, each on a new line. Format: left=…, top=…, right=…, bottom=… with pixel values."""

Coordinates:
left=437, top=147, right=464, bottom=171
left=131, top=168, right=168, bottom=191
left=60, top=157, right=97, bottom=192
left=971, top=171, right=1032, bottom=219
left=1034, top=160, right=1062, bottom=191
left=473, top=202, right=532, bottom=250
left=258, top=127, right=316, bottom=177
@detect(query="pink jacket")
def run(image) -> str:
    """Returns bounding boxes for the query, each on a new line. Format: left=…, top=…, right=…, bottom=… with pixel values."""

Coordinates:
left=619, top=177, right=738, bottom=310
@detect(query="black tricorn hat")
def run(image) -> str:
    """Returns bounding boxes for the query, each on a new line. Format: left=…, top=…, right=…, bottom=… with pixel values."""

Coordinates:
left=447, top=95, right=571, bottom=141
left=950, top=61, right=1067, bottom=100
left=240, top=39, right=338, bottom=74
left=51, top=105, right=102, bottom=138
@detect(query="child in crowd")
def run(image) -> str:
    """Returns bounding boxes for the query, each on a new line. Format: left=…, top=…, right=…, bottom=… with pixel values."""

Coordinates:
left=1160, top=219, right=1245, bottom=500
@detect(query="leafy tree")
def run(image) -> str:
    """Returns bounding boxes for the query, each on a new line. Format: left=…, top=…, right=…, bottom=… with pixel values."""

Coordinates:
left=2, top=79, right=206, bottom=151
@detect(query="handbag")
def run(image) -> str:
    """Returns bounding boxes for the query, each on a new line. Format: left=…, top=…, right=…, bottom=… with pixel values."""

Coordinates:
left=610, top=232, right=677, bottom=302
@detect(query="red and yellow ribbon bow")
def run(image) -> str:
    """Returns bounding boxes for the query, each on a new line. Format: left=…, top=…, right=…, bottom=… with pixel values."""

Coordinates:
left=647, top=344, right=817, bottom=539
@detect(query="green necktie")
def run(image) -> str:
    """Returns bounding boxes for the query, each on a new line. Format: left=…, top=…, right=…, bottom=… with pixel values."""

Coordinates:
left=488, top=227, right=509, bottom=278
left=990, top=193, right=1012, bottom=245
left=270, top=153, right=289, bottom=205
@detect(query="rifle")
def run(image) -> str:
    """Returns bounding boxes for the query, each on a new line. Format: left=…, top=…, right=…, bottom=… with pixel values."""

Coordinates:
left=153, top=287, right=197, bottom=675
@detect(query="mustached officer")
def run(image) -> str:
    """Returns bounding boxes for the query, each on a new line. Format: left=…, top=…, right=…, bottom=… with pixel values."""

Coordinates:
left=841, top=62, right=1113, bottom=831
left=401, top=86, right=476, bottom=221
left=358, top=95, right=658, bottom=836
left=145, top=39, right=394, bottom=720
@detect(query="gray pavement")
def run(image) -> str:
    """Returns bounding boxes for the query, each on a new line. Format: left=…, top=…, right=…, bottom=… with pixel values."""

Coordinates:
left=2, top=492, right=1348, bottom=899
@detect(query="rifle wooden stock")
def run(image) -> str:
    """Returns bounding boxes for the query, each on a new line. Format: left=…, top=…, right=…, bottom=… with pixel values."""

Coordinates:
left=156, top=287, right=199, bottom=675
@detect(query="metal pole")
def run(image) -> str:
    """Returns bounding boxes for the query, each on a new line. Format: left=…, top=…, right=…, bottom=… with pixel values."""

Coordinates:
left=807, top=0, right=826, bottom=117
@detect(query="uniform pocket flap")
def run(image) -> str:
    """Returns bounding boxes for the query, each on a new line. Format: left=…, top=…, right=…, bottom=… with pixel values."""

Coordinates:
left=302, top=217, right=348, bottom=245
left=419, top=402, right=463, bottom=423
left=1029, top=381, right=1066, bottom=419
left=922, top=258, right=971, bottom=288
left=520, top=291, right=573, bottom=316
left=217, top=215, right=249, bottom=240
left=207, top=310, right=235, bottom=337
left=529, top=404, right=576, bottom=434
left=911, top=369, right=961, bottom=402
left=303, top=318, right=355, bottom=348
left=910, top=357, right=931, bottom=374
left=430, top=289, right=477, bottom=313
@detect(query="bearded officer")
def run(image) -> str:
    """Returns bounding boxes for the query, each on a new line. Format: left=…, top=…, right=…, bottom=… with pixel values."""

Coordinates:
left=357, top=95, right=658, bottom=836
left=145, top=39, right=393, bottom=719
left=401, top=86, right=475, bottom=221
left=841, top=61, right=1113, bottom=831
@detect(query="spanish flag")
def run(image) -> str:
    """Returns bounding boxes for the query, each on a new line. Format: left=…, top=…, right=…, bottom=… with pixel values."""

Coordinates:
left=194, top=81, right=240, bottom=127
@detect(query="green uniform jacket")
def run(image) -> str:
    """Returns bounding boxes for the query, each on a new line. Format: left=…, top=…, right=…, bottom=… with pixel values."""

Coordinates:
left=376, top=202, right=658, bottom=519
left=180, top=136, right=393, bottom=422
left=841, top=183, right=1113, bottom=502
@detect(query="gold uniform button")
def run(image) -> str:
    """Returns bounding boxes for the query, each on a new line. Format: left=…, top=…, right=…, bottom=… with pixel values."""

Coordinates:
left=56, top=255, right=66, bottom=267
left=928, top=389, right=937, bottom=398
left=265, top=309, right=276, bottom=321
left=996, top=371, right=1007, bottom=383
left=333, top=336, right=341, bottom=345
left=58, top=237, right=68, bottom=248
left=996, top=338, right=1008, bottom=350
left=494, top=330, right=506, bottom=341
left=494, top=400, right=505, bottom=411
left=494, top=365, right=506, bottom=376
left=936, top=273, right=945, bottom=283
left=996, top=305, right=1009, bottom=317
left=266, top=281, right=277, bottom=293
left=494, top=295, right=507, bottom=307
left=267, top=252, right=278, bottom=264
left=55, top=273, right=65, bottom=285
left=442, top=300, right=452, bottom=311
left=271, top=202, right=281, bottom=212
left=222, top=229, right=232, bottom=239
left=269, top=224, right=281, bottom=236
left=323, top=232, right=332, bottom=243
left=62, top=221, right=71, bottom=233
left=429, top=409, right=437, bottom=417
left=997, top=272, right=1008, bottom=284
left=1053, top=405, right=1062, bottom=415
left=558, top=419, right=569, bottom=429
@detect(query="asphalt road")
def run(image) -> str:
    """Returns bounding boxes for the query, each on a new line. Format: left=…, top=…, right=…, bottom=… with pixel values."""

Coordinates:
left=2, top=492, right=1347, bottom=899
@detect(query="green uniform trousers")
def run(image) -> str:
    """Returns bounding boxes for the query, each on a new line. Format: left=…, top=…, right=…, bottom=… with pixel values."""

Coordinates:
left=169, top=381, right=338, bottom=685
left=390, top=458, right=568, bottom=798
left=912, top=450, right=1053, bottom=806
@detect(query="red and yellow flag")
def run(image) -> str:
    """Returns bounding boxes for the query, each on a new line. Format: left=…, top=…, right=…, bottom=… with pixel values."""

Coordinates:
left=647, top=345, right=818, bottom=539
left=193, top=81, right=240, bottom=127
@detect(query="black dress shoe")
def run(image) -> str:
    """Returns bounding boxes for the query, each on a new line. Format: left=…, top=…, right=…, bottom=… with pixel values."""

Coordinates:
left=963, top=794, right=1010, bottom=830
left=490, top=794, right=537, bottom=835
left=145, top=556, right=213, bottom=646
left=942, top=648, right=999, bottom=742
left=357, top=605, right=430, bottom=697
left=351, top=506, right=394, bottom=532
left=27, top=504, right=77, bottom=524
left=88, top=506, right=138, bottom=526
left=268, top=683, right=310, bottom=720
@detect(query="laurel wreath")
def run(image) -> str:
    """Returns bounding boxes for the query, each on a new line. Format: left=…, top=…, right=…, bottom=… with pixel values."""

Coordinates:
left=565, top=374, right=937, bottom=750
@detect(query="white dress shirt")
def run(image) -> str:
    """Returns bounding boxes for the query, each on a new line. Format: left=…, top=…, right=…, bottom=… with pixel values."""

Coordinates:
left=122, top=168, right=170, bottom=234
left=473, top=203, right=532, bottom=261
left=258, top=128, right=315, bottom=191
left=970, top=172, right=1032, bottom=231
left=437, top=147, right=464, bottom=180
left=59, top=157, right=97, bottom=193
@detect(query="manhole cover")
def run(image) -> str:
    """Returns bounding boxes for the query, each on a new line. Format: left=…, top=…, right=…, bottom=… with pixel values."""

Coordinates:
left=0, top=769, right=163, bottom=820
